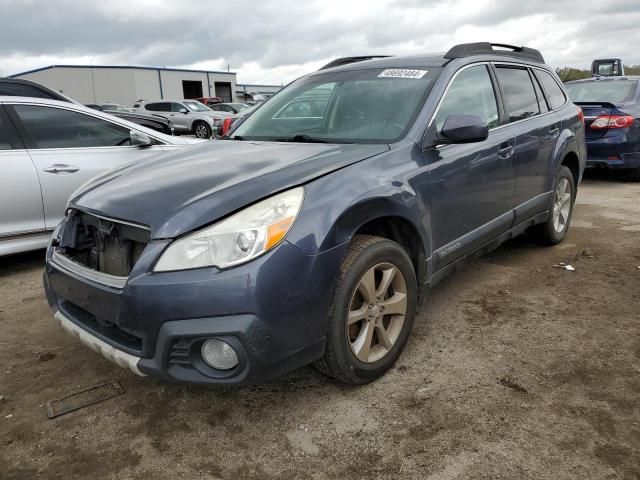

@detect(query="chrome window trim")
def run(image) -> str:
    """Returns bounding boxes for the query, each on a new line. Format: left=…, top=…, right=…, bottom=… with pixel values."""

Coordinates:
left=51, top=249, right=128, bottom=289
left=427, top=61, right=570, bottom=135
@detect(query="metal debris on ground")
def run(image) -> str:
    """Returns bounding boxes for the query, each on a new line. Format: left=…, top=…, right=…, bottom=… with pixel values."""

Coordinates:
left=46, top=381, right=125, bottom=419
left=553, top=262, right=575, bottom=271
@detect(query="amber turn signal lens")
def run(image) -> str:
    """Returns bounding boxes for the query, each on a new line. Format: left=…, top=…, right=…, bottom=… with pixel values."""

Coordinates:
left=265, top=217, right=295, bottom=250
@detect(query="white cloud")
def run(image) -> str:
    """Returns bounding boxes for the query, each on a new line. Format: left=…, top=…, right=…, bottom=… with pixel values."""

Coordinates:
left=1, top=0, right=639, bottom=84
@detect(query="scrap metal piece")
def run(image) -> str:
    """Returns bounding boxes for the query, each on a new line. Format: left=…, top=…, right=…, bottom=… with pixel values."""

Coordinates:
left=46, top=381, right=124, bottom=419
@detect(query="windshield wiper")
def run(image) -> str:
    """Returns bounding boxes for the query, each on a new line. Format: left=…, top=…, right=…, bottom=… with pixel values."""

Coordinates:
left=288, top=134, right=329, bottom=143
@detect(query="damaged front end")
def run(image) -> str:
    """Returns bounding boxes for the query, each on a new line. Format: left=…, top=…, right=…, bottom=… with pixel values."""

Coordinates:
left=54, top=210, right=150, bottom=278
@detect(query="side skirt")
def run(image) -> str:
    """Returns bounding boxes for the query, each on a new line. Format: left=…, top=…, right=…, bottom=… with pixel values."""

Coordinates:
left=424, top=211, right=548, bottom=290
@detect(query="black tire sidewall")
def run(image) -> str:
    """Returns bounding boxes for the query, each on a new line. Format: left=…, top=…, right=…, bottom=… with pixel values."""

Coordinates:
left=328, top=238, right=417, bottom=383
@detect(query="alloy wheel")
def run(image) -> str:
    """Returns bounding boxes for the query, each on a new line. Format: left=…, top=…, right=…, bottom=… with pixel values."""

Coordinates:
left=347, top=262, right=408, bottom=363
left=552, top=178, right=572, bottom=233
left=195, top=123, right=209, bottom=138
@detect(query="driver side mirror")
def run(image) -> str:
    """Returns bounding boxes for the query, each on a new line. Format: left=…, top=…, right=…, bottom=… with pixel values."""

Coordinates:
left=180, top=108, right=188, bottom=114
left=130, top=130, right=153, bottom=147
left=439, top=114, right=489, bottom=144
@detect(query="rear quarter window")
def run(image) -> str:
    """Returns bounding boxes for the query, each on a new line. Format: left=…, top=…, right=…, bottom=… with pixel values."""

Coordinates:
left=535, top=70, right=567, bottom=110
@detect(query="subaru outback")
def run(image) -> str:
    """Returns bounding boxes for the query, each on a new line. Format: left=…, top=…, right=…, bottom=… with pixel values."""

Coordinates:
left=44, top=43, right=586, bottom=385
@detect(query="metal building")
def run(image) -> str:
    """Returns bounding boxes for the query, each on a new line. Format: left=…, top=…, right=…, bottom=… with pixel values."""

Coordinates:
left=10, top=65, right=240, bottom=106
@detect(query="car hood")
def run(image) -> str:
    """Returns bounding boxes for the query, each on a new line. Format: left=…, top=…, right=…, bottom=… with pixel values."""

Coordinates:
left=71, top=140, right=389, bottom=238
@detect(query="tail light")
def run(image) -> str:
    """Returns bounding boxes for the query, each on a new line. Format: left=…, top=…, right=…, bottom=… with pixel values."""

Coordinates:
left=590, top=115, right=634, bottom=130
left=221, top=118, right=234, bottom=136
left=577, top=108, right=584, bottom=126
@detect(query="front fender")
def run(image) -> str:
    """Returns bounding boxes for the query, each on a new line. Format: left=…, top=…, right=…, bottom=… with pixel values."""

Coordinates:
left=287, top=171, right=431, bottom=259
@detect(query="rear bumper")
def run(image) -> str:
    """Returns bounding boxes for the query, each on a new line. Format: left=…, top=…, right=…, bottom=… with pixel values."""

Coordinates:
left=585, top=134, right=640, bottom=169
left=586, top=152, right=640, bottom=169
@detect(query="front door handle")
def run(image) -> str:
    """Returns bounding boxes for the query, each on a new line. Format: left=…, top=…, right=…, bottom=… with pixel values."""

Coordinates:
left=497, top=144, right=514, bottom=159
left=43, top=164, right=79, bottom=174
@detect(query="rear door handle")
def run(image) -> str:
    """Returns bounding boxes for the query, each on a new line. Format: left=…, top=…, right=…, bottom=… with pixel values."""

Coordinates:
left=497, top=144, right=514, bottom=159
left=44, top=164, right=79, bottom=174
left=548, top=126, right=560, bottom=138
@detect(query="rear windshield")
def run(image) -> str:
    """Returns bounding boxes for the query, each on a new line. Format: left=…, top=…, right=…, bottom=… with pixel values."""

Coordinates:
left=565, top=79, right=637, bottom=104
left=233, top=67, right=441, bottom=144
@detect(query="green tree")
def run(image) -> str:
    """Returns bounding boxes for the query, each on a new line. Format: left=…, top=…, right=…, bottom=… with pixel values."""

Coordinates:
left=555, top=67, right=590, bottom=83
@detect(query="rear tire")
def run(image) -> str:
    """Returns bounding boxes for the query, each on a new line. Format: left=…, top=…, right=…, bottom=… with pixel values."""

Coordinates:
left=315, top=235, right=417, bottom=384
left=193, top=121, right=212, bottom=139
left=531, top=165, right=576, bottom=245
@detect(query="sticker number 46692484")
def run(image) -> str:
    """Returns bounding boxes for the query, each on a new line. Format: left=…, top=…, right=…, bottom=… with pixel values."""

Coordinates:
left=377, top=69, right=428, bottom=79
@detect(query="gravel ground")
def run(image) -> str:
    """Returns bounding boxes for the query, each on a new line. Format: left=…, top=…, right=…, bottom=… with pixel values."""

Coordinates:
left=1, top=174, right=639, bottom=480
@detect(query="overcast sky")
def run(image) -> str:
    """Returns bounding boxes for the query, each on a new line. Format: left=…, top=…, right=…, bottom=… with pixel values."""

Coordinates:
left=1, top=0, right=639, bottom=84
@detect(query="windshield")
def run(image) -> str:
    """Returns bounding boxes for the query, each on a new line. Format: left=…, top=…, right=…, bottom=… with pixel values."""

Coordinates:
left=233, top=67, right=440, bottom=143
left=565, top=79, right=637, bottom=104
left=183, top=100, right=212, bottom=112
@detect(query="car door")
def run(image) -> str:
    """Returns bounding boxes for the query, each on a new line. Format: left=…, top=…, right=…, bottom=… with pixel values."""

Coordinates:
left=0, top=105, right=45, bottom=238
left=425, top=64, right=516, bottom=270
left=7, top=103, right=166, bottom=230
left=169, top=102, right=191, bottom=132
left=493, top=65, right=561, bottom=222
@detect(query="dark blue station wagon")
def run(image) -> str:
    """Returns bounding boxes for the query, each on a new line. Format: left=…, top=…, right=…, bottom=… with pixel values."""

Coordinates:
left=44, top=43, right=586, bottom=385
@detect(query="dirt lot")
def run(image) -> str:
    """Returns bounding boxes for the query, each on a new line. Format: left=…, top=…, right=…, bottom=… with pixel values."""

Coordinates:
left=1, top=174, right=639, bottom=480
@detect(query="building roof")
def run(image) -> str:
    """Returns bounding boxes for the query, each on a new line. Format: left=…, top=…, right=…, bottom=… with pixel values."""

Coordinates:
left=10, top=64, right=237, bottom=78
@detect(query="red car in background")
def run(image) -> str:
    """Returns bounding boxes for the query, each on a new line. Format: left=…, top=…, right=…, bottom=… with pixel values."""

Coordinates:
left=193, top=96, right=222, bottom=106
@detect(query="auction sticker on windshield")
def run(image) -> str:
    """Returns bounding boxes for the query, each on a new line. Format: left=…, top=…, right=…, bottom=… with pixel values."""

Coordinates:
left=378, top=69, right=428, bottom=79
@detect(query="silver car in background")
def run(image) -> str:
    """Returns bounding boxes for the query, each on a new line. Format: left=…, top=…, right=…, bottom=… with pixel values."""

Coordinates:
left=0, top=96, right=200, bottom=256
left=132, top=99, right=235, bottom=139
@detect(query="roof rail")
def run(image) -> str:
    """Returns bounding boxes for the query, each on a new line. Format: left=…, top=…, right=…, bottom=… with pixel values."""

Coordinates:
left=444, top=42, right=545, bottom=63
left=319, top=56, right=391, bottom=70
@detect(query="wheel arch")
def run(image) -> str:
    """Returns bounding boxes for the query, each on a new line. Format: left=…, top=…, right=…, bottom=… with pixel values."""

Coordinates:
left=561, top=151, right=580, bottom=189
left=353, top=215, right=428, bottom=286
left=321, top=194, right=431, bottom=287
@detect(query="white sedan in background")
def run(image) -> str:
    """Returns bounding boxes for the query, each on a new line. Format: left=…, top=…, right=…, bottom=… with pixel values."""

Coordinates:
left=0, top=96, right=201, bottom=256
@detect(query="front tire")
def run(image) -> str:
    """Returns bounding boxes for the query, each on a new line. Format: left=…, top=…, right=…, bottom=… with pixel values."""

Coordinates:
left=315, top=235, right=417, bottom=384
left=533, top=165, right=576, bottom=244
left=193, top=121, right=212, bottom=139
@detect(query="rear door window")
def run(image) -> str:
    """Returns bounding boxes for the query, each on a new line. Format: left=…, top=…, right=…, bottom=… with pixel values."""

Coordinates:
left=535, top=70, right=567, bottom=110
left=145, top=102, right=171, bottom=112
left=495, top=67, right=540, bottom=122
left=531, top=73, right=549, bottom=113
left=434, top=65, right=499, bottom=131
left=13, top=105, right=132, bottom=148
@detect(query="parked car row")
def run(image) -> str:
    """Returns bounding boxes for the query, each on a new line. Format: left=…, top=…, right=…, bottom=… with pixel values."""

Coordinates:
left=6, top=41, right=639, bottom=389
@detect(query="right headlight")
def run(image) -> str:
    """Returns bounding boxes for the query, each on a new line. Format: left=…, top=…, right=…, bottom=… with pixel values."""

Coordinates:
left=154, top=187, right=304, bottom=272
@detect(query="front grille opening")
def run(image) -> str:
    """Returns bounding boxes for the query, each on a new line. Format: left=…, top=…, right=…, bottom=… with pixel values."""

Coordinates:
left=56, top=210, right=150, bottom=277
left=60, top=300, right=143, bottom=354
